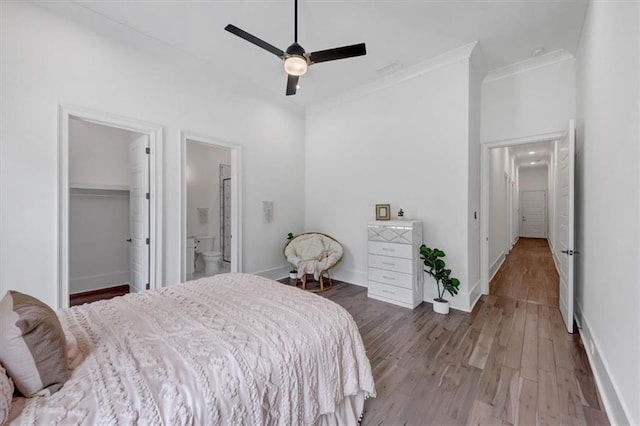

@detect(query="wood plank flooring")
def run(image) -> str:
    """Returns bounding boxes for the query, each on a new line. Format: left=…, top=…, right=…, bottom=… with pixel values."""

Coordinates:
left=286, top=238, right=609, bottom=425
left=69, top=284, right=130, bottom=306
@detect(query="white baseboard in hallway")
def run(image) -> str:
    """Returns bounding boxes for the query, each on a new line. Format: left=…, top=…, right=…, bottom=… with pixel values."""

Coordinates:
left=489, top=252, right=505, bottom=281
left=575, top=303, right=632, bottom=425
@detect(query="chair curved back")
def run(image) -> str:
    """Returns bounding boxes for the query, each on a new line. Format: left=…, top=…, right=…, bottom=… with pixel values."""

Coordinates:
left=284, top=232, right=343, bottom=277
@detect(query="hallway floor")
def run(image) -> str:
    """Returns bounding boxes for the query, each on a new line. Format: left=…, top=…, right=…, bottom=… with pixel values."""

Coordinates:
left=303, top=237, right=609, bottom=425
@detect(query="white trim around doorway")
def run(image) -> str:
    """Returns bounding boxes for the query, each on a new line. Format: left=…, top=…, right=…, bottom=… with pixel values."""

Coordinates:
left=180, top=132, right=242, bottom=282
left=58, top=104, right=164, bottom=310
left=480, top=130, right=563, bottom=295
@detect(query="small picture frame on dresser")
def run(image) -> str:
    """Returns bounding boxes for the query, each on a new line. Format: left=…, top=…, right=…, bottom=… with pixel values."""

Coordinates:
left=375, top=204, right=391, bottom=220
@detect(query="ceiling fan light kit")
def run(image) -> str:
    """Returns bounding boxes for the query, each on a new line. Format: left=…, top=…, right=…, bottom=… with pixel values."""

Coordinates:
left=284, top=56, right=307, bottom=76
left=225, top=0, right=366, bottom=96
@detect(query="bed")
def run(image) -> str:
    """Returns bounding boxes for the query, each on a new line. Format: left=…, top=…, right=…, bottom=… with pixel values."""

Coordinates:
left=6, top=273, right=375, bottom=425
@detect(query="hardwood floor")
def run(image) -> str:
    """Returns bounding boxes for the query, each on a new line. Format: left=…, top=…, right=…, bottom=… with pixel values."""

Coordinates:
left=289, top=238, right=609, bottom=425
left=69, top=284, right=130, bottom=306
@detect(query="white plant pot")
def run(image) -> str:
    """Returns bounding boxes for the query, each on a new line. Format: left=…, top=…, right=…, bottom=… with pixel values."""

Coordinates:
left=433, top=299, right=450, bottom=315
left=289, top=272, right=298, bottom=280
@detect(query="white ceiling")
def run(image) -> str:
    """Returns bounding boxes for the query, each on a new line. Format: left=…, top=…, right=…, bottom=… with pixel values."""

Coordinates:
left=512, top=141, right=554, bottom=168
left=35, top=0, right=589, bottom=106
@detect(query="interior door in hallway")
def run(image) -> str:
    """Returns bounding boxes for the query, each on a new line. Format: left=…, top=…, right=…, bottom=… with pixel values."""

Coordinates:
left=558, top=120, right=576, bottom=333
left=520, top=190, right=546, bottom=238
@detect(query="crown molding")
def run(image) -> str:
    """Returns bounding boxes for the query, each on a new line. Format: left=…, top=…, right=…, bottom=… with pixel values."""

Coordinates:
left=308, top=41, right=478, bottom=113
left=483, top=49, right=574, bottom=84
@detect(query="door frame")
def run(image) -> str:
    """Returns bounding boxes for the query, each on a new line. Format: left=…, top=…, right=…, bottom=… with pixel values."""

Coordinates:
left=480, top=130, right=563, bottom=295
left=180, top=132, right=242, bottom=281
left=504, top=172, right=511, bottom=252
left=58, top=104, right=164, bottom=309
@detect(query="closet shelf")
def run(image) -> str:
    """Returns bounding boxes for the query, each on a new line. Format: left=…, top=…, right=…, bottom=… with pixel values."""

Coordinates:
left=69, top=183, right=130, bottom=191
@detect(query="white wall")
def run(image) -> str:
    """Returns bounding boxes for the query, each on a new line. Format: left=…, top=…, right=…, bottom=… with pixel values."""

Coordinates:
left=69, top=118, right=137, bottom=188
left=186, top=142, right=231, bottom=246
left=69, top=189, right=130, bottom=293
left=510, top=155, right=519, bottom=246
left=305, top=50, right=477, bottom=311
left=518, top=165, right=548, bottom=191
left=488, top=147, right=509, bottom=278
left=0, top=1, right=305, bottom=308
left=482, top=54, right=575, bottom=143
left=547, top=144, right=558, bottom=257
left=575, top=1, right=639, bottom=424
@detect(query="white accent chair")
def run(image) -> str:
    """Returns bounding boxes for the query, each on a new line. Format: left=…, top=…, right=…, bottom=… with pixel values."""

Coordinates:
left=284, top=233, right=344, bottom=292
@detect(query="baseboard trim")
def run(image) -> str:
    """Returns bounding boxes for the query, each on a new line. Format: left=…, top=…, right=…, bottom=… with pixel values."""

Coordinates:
left=253, top=265, right=291, bottom=281
left=575, top=303, right=633, bottom=425
left=468, top=279, right=482, bottom=311
left=489, top=252, right=506, bottom=282
left=332, top=269, right=367, bottom=287
left=70, top=270, right=130, bottom=294
left=69, top=284, right=129, bottom=306
left=548, top=238, right=561, bottom=275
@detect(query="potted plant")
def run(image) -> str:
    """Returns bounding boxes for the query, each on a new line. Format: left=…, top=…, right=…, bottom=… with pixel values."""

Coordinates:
left=419, top=244, right=460, bottom=314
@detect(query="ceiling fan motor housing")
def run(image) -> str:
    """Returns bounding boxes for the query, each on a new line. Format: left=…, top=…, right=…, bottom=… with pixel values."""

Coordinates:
left=286, top=42, right=306, bottom=59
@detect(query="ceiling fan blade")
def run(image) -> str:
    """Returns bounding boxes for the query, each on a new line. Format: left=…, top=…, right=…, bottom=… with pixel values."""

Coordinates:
left=225, top=24, right=284, bottom=58
left=309, top=43, right=366, bottom=64
left=286, top=74, right=299, bottom=96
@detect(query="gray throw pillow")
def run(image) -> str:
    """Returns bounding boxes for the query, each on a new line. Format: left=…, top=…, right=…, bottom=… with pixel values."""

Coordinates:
left=0, top=291, right=68, bottom=397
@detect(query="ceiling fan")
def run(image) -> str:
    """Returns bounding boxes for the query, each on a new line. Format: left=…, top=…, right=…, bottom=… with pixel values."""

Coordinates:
left=224, top=0, right=366, bottom=96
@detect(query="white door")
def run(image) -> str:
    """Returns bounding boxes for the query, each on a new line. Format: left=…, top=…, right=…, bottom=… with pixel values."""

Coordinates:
left=129, top=134, right=150, bottom=292
left=520, top=190, right=547, bottom=238
left=558, top=120, right=576, bottom=333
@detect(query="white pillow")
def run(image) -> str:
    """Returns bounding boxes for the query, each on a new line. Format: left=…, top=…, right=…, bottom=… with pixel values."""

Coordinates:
left=0, top=363, right=13, bottom=426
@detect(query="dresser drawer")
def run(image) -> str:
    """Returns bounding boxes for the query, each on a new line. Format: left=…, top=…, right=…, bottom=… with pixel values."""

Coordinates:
left=368, top=281, right=413, bottom=304
left=368, top=267, right=412, bottom=289
left=368, top=225, right=414, bottom=244
left=368, top=254, right=413, bottom=274
left=368, top=241, right=413, bottom=259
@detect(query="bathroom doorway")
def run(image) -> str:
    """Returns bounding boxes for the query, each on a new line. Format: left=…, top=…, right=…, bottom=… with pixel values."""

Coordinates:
left=181, top=133, right=241, bottom=282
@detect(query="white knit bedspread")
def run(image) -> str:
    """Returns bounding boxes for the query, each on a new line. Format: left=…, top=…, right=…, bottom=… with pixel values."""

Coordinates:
left=12, top=274, right=375, bottom=425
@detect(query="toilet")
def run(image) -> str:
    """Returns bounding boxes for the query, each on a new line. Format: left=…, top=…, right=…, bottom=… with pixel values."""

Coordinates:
left=195, top=236, right=223, bottom=276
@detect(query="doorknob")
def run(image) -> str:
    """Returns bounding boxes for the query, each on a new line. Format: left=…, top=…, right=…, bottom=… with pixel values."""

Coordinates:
left=561, top=249, right=574, bottom=255
left=522, top=216, right=526, bottom=221
left=126, top=238, right=132, bottom=243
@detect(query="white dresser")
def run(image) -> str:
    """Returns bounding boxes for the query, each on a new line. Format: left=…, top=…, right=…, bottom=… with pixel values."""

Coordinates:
left=367, top=220, right=423, bottom=309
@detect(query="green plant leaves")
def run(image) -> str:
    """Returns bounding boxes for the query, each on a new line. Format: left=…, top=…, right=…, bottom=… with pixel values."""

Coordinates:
left=419, top=243, right=460, bottom=300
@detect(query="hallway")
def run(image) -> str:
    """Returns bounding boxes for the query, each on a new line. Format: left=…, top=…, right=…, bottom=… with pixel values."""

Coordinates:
left=481, top=237, right=607, bottom=425
left=491, top=238, right=559, bottom=307
left=307, top=237, right=609, bottom=425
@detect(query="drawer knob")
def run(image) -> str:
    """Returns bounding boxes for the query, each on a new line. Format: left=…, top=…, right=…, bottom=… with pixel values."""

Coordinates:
left=382, top=276, right=395, bottom=280
left=382, top=289, right=394, bottom=294
left=382, top=262, right=394, bottom=266
left=382, top=248, right=394, bottom=252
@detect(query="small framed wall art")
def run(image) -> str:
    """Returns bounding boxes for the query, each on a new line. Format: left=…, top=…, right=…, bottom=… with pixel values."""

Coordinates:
left=375, top=204, right=391, bottom=220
